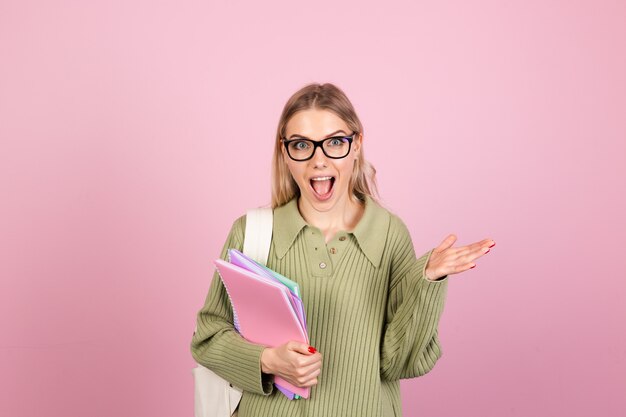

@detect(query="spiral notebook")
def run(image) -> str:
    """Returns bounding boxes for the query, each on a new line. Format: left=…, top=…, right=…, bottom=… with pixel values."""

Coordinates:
left=228, top=249, right=307, bottom=332
left=214, top=258, right=310, bottom=400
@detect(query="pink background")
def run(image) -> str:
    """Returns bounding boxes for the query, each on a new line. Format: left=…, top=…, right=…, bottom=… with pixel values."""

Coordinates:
left=1, top=0, right=625, bottom=416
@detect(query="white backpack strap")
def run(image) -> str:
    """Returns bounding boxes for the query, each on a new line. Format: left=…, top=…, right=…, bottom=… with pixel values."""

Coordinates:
left=242, top=207, right=273, bottom=266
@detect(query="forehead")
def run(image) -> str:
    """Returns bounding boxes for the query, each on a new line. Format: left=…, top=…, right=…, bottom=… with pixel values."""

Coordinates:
left=285, top=109, right=349, bottom=136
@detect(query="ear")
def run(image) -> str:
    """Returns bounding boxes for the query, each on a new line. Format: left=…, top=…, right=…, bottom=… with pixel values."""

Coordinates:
left=353, top=132, right=363, bottom=157
left=279, top=141, right=288, bottom=161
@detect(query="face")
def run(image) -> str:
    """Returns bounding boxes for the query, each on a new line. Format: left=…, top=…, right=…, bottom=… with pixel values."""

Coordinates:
left=282, top=108, right=361, bottom=212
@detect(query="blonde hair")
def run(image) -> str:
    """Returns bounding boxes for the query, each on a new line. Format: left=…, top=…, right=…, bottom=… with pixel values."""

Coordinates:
left=271, top=83, right=379, bottom=208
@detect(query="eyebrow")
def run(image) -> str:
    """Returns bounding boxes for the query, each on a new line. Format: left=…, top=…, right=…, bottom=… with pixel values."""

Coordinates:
left=287, top=130, right=348, bottom=140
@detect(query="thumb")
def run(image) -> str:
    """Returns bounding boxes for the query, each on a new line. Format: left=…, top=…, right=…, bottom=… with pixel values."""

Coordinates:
left=434, top=234, right=457, bottom=253
left=288, top=341, right=316, bottom=355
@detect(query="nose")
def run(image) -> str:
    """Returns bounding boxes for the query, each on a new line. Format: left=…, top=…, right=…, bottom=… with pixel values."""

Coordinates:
left=310, top=144, right=328, bottom=167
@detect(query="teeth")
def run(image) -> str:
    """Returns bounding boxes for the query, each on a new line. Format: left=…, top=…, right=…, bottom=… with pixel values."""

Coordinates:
left=311, top=176, right=333, bottom=181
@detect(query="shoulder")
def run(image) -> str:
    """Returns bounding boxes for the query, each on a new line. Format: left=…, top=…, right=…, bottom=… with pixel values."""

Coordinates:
left=363, top=198, right=414, bottom=254
left=359, top=196, right=413, bottom=244
left=232, top=213, right=247, bottom=231
left=388, top=212, right=411, bottom=239
left=372, top=201, right=412, bottom=244
left=225, top=213, right=247, bottom=246
left=372, top=204, right=416, bottom=264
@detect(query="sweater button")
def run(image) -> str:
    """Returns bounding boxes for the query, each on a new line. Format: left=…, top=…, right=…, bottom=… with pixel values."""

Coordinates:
left=329, top=248, right=337, bottom=254
left=319, top=262, right=327, bottom=269
left=339, top=236, right=346, bottom=241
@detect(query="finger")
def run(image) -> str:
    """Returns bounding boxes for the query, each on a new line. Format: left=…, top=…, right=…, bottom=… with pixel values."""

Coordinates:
left=447, top=245, right=479, bottom=260
left=472, top=238, right=495, bottom=250
left=291, top=360, right=321, bottom=386
left=289, top=341, right=316, bottom=355
left=296, top=361, right=322, bottom=382
left=299, top=368, right=321, bottom=387
left=454, top=262, right=477, bottom=274
left=470, top=243, right=493, bottom=259
left=434, top=234, right=457, bottom=253
left=439, top=250, right=484, bottom=276
left=455, top=243, right=492, bottom=260
left=456, top=242, right=494, bottom=269
left=452, top=238, right=495, bottom=258
left=450, top=248, right=489, bottom=269
left=298, top=376, right=319, bottom=388
left=297, top=352, right=323, bottom=368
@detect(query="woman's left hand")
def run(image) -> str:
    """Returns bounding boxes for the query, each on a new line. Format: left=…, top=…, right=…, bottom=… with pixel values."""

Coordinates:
left=424, top=235, right=495, bottom=281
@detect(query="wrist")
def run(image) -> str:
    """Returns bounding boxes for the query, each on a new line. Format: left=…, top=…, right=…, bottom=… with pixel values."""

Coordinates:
left=260, top=347, right=274, bottom=374
left=424, top=268, right=435, bottom=281
left=426, top=274, right=446, bottom=281
left=425, top=268, right=444, bottom=281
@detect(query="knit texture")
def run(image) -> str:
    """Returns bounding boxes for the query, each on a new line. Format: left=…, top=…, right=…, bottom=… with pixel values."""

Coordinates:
left=191, top=196, right=449, bottom=417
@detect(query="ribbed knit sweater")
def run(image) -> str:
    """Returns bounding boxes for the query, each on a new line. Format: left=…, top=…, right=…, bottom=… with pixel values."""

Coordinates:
left=191, top=195, right=449, bottom=417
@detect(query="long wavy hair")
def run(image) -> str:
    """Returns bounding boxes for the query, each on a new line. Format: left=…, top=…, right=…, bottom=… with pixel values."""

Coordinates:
left=271, top=83, right=379, bottom=208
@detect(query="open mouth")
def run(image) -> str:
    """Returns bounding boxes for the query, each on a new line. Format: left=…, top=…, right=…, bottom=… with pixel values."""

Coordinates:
left=310, top=176, right=335, bottom=200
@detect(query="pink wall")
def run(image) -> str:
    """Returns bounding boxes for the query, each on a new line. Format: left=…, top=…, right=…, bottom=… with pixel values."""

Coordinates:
left=1, top=0, right=625, bottom=416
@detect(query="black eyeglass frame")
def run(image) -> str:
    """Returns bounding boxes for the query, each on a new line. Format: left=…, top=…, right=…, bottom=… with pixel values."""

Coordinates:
left=280, top=131, right=357, bottom=161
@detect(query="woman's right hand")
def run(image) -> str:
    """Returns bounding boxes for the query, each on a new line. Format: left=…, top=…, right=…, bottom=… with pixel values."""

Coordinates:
left=260, top=341, right=322, bottom=388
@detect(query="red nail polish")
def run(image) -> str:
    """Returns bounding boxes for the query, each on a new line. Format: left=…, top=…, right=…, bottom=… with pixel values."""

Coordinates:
left=308, top=346, right=316, bottom=354
left=485, top=249, right=490, bottom=254
left=470, top=264, right=476, bottom=269
left=489, top=242, right=496, bottom=248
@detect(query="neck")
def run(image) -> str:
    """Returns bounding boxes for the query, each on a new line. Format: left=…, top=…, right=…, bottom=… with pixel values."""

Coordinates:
left=297, top=193, right=365, bottom=234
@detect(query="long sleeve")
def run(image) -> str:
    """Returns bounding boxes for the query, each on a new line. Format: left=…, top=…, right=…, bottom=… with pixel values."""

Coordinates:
left=380, top=218, right=449, bottom=381
left=190, top=215, right=275, bottom=396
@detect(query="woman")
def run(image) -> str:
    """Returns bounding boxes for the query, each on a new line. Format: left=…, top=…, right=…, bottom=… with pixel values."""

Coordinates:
left=191, top=83, right=495, bottom=417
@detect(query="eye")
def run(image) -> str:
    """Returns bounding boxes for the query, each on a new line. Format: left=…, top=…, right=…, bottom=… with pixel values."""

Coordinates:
left=327, top=137, right=346, bottom=147
left=291, top=140, right=310, bottom=150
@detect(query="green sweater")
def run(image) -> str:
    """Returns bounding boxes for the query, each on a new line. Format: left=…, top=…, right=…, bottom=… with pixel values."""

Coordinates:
left=191, top=195, right=449, bottom=417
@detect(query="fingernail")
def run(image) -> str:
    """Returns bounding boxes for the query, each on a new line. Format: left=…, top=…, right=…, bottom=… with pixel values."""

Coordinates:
left=484, top=248, right=490, bottom=254
left=489, top=242, right=496, bottom=248
left=470, top=264, right=476, bottom=269
left=308, top=346, right=316, bottom=354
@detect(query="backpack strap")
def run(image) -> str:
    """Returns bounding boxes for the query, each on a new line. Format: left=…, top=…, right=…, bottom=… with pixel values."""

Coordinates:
left=243, top=207, right=273, bottom=266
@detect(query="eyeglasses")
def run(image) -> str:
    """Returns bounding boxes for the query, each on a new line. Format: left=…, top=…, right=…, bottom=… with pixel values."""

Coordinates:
left=281, top=131, right=357, bottom=161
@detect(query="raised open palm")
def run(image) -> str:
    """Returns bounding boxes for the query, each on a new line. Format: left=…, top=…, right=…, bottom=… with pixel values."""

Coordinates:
left=425, top=235, right=495, bottom=281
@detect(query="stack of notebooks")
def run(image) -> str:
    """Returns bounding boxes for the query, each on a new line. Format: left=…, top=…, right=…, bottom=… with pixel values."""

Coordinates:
left=214, top=249, right=309, bottom=400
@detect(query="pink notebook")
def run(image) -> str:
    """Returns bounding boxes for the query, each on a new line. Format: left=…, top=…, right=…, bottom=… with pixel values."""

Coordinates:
left=214, top=259, right=310, bottom=399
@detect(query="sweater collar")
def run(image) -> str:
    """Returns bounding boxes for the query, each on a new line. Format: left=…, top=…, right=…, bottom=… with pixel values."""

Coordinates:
left=273, top=195, right=390, bottom=268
